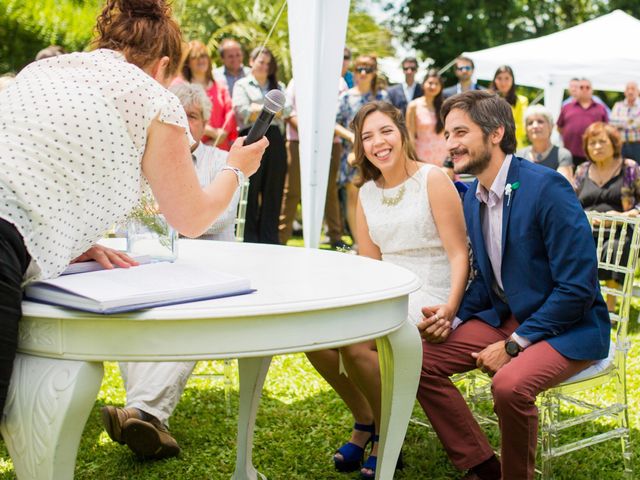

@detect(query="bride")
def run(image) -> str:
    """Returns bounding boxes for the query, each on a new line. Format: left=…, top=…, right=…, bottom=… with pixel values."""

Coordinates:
left=306, top=101, right=469, bottom=478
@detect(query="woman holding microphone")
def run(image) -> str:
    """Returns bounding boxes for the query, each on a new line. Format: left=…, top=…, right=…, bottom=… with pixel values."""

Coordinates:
left=0, top=0, right=267, bottom=416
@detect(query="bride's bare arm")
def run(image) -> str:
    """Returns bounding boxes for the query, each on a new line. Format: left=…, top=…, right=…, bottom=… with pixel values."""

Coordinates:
left=355, top=197, right=381, bottom=260
left=427, top=168, right=469, bottom=320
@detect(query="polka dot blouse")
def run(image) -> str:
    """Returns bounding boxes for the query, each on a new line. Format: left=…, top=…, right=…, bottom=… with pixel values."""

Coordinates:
left=0, top=49, right=192, bottom=282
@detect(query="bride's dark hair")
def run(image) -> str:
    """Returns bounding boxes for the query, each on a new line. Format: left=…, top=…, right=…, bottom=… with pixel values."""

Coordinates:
left=93, top=0, right=183, bottom=77
left=350, top=101, right=419, bottom=187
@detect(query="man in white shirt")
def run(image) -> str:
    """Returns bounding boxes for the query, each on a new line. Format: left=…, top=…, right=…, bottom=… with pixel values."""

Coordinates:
left=387, top=57, right=423, bottom=115
left=213, top=38, right=251, bottom=96
left=101, top=83, right=241, bottom=460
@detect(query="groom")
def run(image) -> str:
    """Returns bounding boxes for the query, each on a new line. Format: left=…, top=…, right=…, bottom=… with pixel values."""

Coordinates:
left=416, top=90, right=610, bottom=480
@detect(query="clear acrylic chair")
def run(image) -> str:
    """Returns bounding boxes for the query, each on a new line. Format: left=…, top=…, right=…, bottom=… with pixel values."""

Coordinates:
left=536, top=212, right=639, bottom=478
left=190, top=178, right=250, bottom=415
left=412, top=212, right=639, bottom=478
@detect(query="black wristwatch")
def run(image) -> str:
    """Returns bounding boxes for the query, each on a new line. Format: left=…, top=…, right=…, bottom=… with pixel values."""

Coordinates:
left=504, top=338, right=522, bottom=357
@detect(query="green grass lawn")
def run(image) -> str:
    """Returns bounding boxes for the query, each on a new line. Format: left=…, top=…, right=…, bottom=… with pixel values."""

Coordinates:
left=0, top=322, right=638, bottom=479
left=0, top=237, right=638, bottom=479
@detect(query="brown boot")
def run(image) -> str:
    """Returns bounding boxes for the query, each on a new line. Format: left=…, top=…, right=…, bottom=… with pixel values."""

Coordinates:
left=122, top=416, right=181, bottom=459
left=101, top=406, right=146, bottom=445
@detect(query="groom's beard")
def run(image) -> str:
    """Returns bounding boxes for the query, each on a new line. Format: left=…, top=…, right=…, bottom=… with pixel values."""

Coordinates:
left=452, top=137, right=492, bottom=176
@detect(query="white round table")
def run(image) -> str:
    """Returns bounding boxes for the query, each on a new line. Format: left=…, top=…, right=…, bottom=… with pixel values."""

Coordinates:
left=1, top=240, right=423, bottom=480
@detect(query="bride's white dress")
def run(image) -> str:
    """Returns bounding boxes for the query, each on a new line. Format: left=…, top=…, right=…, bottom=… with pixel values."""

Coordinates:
left=359, top=163, right=452, bottom=325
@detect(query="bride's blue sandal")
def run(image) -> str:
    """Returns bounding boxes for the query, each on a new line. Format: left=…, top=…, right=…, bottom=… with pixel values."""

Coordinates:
left=333, top=422, right=375, bottom=472
left=360, top=435, right=404, bottom=479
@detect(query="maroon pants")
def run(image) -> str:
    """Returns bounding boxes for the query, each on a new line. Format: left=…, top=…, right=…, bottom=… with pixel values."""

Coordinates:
left=417, top=316, right=593, bottom=479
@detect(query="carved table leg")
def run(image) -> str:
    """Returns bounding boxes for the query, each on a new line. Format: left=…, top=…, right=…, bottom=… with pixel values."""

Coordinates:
left=0, top=354, right=104, bottom=480
left=231, top=356, right=272, bottom=480
left=376, top=322, right=422, bottom=480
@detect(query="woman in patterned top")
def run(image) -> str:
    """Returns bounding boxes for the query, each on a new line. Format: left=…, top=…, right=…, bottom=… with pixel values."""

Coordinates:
left=335, top=55, right=390, bottom=249
left=0, top=0, right=267, bottom=416
left=574, top=122, right=640, bottom=310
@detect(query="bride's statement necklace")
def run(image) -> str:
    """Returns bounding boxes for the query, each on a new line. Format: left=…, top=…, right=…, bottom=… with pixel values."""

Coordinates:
left=380, top=182, right=406, bottom=206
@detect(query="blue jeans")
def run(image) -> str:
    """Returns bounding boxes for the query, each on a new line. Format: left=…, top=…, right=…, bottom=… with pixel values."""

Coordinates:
left=0, top=218, right=30, bottom=415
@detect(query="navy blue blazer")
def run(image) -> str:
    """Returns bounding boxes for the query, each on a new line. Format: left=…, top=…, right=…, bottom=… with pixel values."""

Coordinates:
left=457, top=157, right=610, bottom=361
left=443, top=82, right=483, bottom=99
left=387, top=83, right=423, bottom=114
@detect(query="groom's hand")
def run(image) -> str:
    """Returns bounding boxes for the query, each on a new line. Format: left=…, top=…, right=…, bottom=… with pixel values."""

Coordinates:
left=471, top=340, right=512, bottom=376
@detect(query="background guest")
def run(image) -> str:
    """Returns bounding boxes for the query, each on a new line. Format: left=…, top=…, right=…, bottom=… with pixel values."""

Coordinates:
left=213, top=38, right=251, bottom=96
left=610, top=81, right=640, bottom=163
left=516, top=105, right=573, bottom=182
left=562, top=77, right=611, bottom=116
left=387, top=57, right=423, bottom=116
left=557, top=78, right=609, bottom=167
left=406, top=69, right=447, bottom=166
left=443, top=56, right=483, bottom=98
left=342, top=47, right=354, bottom=89
left=182, top=40, right=237, bottom=150
left=35, top=45, right=66, bottom=61
left=233, top=46, right=291, bottom=244
left=490, top=65, right=529, bottom=149
left=573, top=122, right=640, bottom=311
left=335, top=54, right=389, bottom=249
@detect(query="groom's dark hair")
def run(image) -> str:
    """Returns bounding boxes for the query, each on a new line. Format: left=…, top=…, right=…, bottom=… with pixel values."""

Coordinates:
left=441, top=90, right=517, bottom=154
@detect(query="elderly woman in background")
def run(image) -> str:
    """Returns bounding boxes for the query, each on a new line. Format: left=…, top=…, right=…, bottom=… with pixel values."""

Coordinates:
left=182, top=39, right=237, bottom=150
left=233, top=46, right=291, bottom=244
left=573, top=122, right=640, bottom=310
left=406, top=69, right=447, bottom=166
left=490, top=65, right=529, bottom=149
left=516, top=104, right=574, bottom=181
left=0, top=0, right=266, bottom=418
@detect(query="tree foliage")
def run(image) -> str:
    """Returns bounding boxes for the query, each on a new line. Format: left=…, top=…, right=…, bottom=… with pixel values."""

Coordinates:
left=0, top=0, right=393, bottom=81
left=175, top=0, right=393, bottom=83
left=390, top=0, right=640, bottom=73
left=0, top=0, right=101, bottom=73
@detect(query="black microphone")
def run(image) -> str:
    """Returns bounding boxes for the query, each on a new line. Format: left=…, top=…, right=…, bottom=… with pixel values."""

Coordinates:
left=243, top=89, right=286, bottom=145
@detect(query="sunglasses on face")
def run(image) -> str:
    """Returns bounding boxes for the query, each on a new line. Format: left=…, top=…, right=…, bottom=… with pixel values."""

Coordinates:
left=343, top=56, right=351, bottom=61
left=356, top=66, right=375, bottom=74
left=456, top=66, right=472, bottom=72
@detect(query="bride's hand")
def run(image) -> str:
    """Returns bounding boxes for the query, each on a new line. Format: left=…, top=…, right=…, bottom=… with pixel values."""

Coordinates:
left=418, top=304, right=453, bottom=343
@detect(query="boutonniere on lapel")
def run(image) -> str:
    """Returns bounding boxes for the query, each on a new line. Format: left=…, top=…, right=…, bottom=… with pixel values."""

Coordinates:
left=504, top=181, right=520, bottom=207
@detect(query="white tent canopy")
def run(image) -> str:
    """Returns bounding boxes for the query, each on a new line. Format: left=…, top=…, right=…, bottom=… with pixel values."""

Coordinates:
left=288, top=0, right=349, bottom=248
left=463, top=10, right=640, bottom=120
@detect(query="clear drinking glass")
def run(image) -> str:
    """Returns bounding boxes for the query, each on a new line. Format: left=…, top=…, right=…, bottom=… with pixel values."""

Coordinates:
left=126, top=214, right=178, bottom=262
